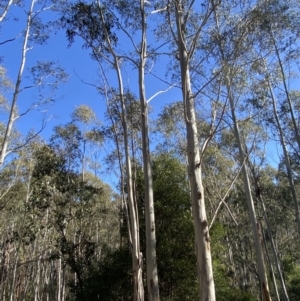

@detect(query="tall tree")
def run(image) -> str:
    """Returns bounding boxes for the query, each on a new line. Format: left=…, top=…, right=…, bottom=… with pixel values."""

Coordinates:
left=0, top=0, right=67, bottom=167
left=211, top=1, right=272, bottom=300
left=137, top=1, right=160, bottom=299
left=61, top=3, right=145, bottom=299
left=164, top=1, right=216, bottom=300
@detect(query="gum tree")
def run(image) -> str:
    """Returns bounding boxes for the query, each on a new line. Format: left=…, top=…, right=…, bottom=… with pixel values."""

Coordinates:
left=0, top=0, right=67, bottom=167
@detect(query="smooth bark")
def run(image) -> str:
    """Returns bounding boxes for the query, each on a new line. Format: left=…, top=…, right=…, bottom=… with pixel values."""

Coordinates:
left=138, top=1, right=159, bottom=300
left=98, top=3, right=144, bottom=299
left=211, top=3, right=272, bottom=299
left=267, top=76, right=300, bottom=234
left=0, top=0, right=36, bottom=166
left=0, top=0, right=14, bottom=22
left=270, top=31, right=300, bottom=153
left=174, top=2, right=216, bottom=300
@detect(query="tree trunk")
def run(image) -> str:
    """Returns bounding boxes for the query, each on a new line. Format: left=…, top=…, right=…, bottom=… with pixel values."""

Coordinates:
left=226, top=77, right=272, bottom=301
left=0, top=0, right=13, bottom=22
left=211, top=3, right=272, bottom=299
left=98, top=3, right=144, bottom=299
left=258, top=191, right=289, bottom=301
left=267, top=75, right=300, bottom=234
left=0, top=0, right=35, bottom=166
left=138, top=1, right=160, bottom=300
left=270, top=31, right=300, bottom=153
left=174, top=3, right=216, bottom=300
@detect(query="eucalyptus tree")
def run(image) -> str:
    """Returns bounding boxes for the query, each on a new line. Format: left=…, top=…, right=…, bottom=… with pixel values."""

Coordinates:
left=104, top=90, right=145, bottom=301
left=0, top=0, right=68, bottom=167
left=136, top=3, right=160, bottom=298
left=252, top=0, right=300, bottom=154
left=60, top=3, right=146, bottom=299
left=60, top=1, right=166, bottom=298
left=246, top=0, right=300, bottom=235
left=209, top=1, right=274, bottom=300
left=246, top=53, right=297, bottom=298
left=153, top=1, right=222, bottom=299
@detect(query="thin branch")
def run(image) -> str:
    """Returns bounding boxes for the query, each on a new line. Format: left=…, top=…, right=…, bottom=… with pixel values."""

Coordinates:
left=0, top=35, right=20, bottom=45
left=0, top=0, right=13, bottom=22
left=147, top=84, right=177, bottom=103
left=8, top=120, right=48, bottom=155
left=0, top=166, right=20, bottom=201
left=104, top=4, right=139, bottom=54
left=146, top=67, right=181, bottom=88
left=209, top=155, right=249, bottom=230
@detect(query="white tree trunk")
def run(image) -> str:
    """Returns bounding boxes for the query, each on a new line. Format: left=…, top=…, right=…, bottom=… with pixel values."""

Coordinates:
left=226, top=78, right=272, bottom=301
left=120, top=67, right=144, bottom=301
left=267, top=77, right=300, bottom=234
left=138, top=1, right=160, bottom=300
left=174, top=3, right=216, bottom=300
left=0, top=0, right=14, bottom=22
left=0, top=0, right=36, bottom=166
left=97, top=3, right=144, bottom=299
left=211, top=4, right=272, bottom=299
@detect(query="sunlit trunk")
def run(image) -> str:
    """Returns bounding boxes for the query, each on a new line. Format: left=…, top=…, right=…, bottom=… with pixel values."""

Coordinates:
left=174, top=2, right=216, bottom=300
left=138, top=1, right=159, bottom=300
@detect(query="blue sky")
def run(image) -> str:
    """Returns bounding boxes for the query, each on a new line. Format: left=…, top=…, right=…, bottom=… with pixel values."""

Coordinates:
left=0, top=1, right=180, bottom=141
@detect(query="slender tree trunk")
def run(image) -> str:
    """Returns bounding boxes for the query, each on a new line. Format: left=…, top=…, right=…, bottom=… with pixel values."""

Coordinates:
left=114, top=54, right=144, bottom=301
left=97, top=3, right=144, bottom=299
left=0, top=0, right=36, bottom=166
left=9, top=248, right=19, bottom=301
left=57, top=257, right=62, bottom=301
left=247, top=138, right=290, bottom=300
left=34, top=256, right=41, bottom=301
left=138, top=1, right=159, bottom=300
left=270, top=31, right=300, bottom=153
left=267, top=76, right=300, bottom=234
left=0, top=0, right=13, bottom=22
left=174, top=3, right=215, bottom=300
left=258, top=220, right=280, bottom=301
left=227, top=79, right=272, bottom=301
left=62, top=264, right=66, bottom=301
left=211, top=3, right=272, bottom=299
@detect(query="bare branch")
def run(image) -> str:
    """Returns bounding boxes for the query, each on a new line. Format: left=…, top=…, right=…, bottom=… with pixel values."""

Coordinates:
left=150, top=6, right=168, bottom=14
left=0, top=0, right=13, bottom=22
left=209, top=159, right=246, bottom=230
left=147, top=84, right=177, bottom=103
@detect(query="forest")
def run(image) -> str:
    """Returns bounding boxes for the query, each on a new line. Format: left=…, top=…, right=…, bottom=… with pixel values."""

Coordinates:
left=0, top=0, right=300, bottom=300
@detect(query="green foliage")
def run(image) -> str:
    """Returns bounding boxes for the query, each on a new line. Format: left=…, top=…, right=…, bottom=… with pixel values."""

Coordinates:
left=70, top=246, right=132, bottom=301
left=71, top=105, right=96, bottom=124
left=211, top=223, right=256, bottom=301
left=286, top=265, right=300, bottom=301
left=135, top=153, right=199, bottom=300
left=282, top=252, right=300, bottom=301
left=60, top=1, right=117, bottom=52
left=153, top=154, right=199, bottom=300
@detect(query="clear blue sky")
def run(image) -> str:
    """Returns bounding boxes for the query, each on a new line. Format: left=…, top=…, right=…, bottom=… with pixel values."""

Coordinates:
left=0, top=1, right=180, bottom=136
